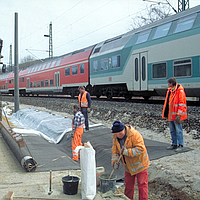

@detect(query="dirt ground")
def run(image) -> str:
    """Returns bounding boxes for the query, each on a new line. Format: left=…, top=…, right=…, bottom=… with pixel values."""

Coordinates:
left=1, top=101, right=200, bottom=200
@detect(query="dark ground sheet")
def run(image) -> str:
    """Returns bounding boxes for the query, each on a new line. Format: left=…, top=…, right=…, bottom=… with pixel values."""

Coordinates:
left=23, top=126, right=192, bottom=179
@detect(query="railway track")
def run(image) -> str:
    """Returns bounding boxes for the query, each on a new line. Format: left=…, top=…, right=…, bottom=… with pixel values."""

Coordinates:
left=2, top=94, right=200, bottom=106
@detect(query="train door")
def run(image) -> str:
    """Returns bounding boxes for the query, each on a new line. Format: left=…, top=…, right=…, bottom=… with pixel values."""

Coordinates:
left=55, top=71, right=60, bottom=89
left=6, top=81, right=8, bottom=89
left=27, top=78, right=30, bottom=88
left=132, top=52, right=148, bottom=91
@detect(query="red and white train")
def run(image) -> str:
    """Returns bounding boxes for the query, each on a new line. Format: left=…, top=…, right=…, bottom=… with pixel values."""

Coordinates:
left=1, top=45, right=94, bottom=97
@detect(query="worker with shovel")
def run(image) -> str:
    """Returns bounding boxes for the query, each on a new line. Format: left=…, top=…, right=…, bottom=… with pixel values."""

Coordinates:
left=111, top=121, right=150, bottom=200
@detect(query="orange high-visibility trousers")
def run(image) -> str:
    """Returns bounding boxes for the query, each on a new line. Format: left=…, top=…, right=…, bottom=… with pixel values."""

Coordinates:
left=72, top=127, right=83, bottom=161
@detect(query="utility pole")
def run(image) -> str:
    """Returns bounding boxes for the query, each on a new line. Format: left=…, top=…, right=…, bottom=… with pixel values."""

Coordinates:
left=178, top=0, right=189, bottom=12
left=9, top=44, right=13, bottom=72
left=14, top=12, right=19, bottom=112
left=44, top=21, right=53, bottom=58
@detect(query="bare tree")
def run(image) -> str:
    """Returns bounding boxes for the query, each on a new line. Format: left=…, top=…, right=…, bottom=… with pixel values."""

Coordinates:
left=19, top=55, right=39, bottom=70
left=20, top=55, right=35, bottom=64
left=129, top=4, right=173, bottom=30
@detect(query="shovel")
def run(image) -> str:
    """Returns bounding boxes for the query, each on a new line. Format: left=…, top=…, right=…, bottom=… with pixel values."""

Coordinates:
left=108, top=154, right=122, bottom=179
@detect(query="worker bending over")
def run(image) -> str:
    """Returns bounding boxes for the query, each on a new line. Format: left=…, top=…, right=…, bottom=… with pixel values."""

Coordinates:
left=111, top=121, right=150, bottom=200
left=71, top=105, right=85, bottom=161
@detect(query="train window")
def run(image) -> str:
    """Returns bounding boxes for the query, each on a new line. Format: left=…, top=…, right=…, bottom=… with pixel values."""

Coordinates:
left=50, top=61, right=56, bottom=68
left=174, top=14, right=196, bottom=33
left=45, top=80, right=49, bottom=87
left=33, top=81, right=36, bottom=88
left=93, top=60, right=98, bottom=72
left=135, top=58, right=139, bottom=81
left=142, top=56, right=146, bottom=81
left=37, top=81, right=40, bottom=87
left=55, top=59, right=62, bottom=67
left=152, top=63, right=167, bottom=78
left=34, top=66, right=38, bottom=72
left=101, top=58, right=108, bottom=71
left=30, top=68, right=34, bottom=73
left=37, top=64, right=42, bottom=71
left=93, top=47, right=101, bottom=54
left=50, top=79, right=54, bottom=87
left=72, top=66, right=78, bottom=75
left=153, top=22, right=171, bottom=39
left=41, top=80, right=44, bottom=87
left=41, top=64, right=46, bottom=70
left=45, top=63, right=51, bottom=69
left=9, top=80, right=11, bottom=84
left=30, top=82, right=32, bottom=88
left=80, top=64, right=85, bottom=74
left=65, top=67, right=70, bottom=76
left=136, top=30, right=151, bottom=44
left=112, top=55, right=120, bottom=68
left=20, top=77, right=25, bottom=83
left=174, top=59, right=192, bottom=77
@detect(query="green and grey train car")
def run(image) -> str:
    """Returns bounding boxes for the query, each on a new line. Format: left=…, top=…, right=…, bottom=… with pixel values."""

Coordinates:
left=89, top=5, right=200, bottom=99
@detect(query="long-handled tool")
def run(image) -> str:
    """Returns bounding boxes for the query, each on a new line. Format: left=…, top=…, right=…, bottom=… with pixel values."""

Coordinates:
left=109, top=154, right=122, bottom=179
left=109, top=144, right=127, bottom=179
left=48, top=170, right=53, bottom=195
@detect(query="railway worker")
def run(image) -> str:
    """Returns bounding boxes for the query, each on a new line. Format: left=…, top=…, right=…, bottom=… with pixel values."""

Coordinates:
left=111, top=120, right=150, bottom=200
left=162, top=77, right=187, bottom=152
left=71, top=104, right=85, bottom=161
left=78, top=86, right=91, bottom=131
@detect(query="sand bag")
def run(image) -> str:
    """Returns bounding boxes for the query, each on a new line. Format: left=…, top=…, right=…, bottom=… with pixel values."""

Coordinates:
left=80, top=142, right=96, bottom=199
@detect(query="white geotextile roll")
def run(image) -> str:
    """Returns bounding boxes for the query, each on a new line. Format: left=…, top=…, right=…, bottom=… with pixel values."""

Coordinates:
left=80, top=142, right=96, bottom=199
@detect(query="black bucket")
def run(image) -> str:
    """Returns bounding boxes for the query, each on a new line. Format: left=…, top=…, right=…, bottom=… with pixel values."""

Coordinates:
left=62, top=176, right=80, bottom=195
left=99, top=174, right=116, bottom=193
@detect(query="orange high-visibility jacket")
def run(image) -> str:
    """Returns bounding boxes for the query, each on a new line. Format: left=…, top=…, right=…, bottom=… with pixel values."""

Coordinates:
left=162, top=83, right=187, bottom=121
left=111, top=125, right=150, bottom=176
left=78, top=91, right=88, bottom=107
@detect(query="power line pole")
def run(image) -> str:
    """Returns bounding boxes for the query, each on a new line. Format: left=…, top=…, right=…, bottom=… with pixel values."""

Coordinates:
left=14, top=12, right=19, bottom=112
left=44, top=21, right=53, bottom=58
left=178, top=0, right=189, bottom=12
left=9, top=44, right=13, bottom=72
left=49, top=22, right=53, bottom=58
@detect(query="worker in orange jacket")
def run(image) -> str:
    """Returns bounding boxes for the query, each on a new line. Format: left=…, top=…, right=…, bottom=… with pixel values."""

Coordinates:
left=111, top=121, right=150, bottom=200
left=78, top=86, right=91, bottom=131
left=71, top=105, right=85, bottom=161
left=162, top=77, right=187, bottom=152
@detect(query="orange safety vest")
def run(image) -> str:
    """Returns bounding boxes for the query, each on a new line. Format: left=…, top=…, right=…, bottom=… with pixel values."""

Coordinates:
left=78, top=91, right=88, bottom=107
left=162, top=83, right=187, bottom=121
left=111, top=125, right=150, bottom=176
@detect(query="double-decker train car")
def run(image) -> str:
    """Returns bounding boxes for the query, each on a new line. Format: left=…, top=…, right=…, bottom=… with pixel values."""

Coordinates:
left=1, top=45, right=95, bottom=97
left=89, top=5, right=200, bottom=99
left=1, top=5, right=200, bottom=99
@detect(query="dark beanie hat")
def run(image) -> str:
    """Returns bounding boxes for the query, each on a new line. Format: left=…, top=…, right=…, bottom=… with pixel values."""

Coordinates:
left=111, top=121, right=124, bottom=133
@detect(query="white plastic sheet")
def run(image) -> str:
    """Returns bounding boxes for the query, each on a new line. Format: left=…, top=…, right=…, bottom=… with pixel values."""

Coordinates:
left=10, top=109, right=72, bottom=143
left=78, top=142, right=96, bottom=200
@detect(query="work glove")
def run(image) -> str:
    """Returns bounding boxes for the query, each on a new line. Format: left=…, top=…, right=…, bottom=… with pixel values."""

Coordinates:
left=87, top=108, right=91, bottom=113
left=112, top=161, right=120, bottom=169
left=175, top=115, right=183, bottom=124
left=71, top=130, right=75, bottom=138
left=121, top=146, right=129, bottom=156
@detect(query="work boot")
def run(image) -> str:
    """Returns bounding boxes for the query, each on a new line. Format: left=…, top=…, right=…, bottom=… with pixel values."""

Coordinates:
left=175, top=145, right=183, bottom=152
left=167, top=145, right=177, bottom=150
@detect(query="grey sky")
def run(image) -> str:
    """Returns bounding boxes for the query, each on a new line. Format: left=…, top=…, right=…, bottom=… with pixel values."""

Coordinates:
left=0, top=0, right=200, bottom=65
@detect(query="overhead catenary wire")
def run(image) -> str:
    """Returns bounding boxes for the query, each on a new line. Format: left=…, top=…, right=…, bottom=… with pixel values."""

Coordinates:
left=26, top=0, right=114, bottom=51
